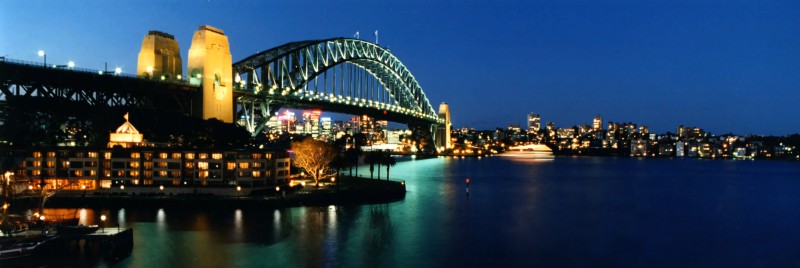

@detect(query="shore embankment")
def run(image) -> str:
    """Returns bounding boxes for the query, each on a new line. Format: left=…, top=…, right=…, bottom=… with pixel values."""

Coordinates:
left=38, top=176, right=406, bottom=208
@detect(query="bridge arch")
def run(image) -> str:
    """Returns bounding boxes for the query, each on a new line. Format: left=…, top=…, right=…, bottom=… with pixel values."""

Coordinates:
left=233, top=38, right=440, bottom=129
left=232, top=38, right=442, bottom=153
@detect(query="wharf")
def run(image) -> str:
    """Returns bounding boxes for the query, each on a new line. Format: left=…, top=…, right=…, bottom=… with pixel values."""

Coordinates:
left=2, top=227, right=133, bottom=262
left=61, top=227, right=134, bottom=260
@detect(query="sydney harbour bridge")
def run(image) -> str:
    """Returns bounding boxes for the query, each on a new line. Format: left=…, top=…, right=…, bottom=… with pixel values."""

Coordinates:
left=0, top=25, right=452, bottom=154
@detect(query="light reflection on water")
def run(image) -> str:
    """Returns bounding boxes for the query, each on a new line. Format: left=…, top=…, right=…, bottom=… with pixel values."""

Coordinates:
left=20, top=157, right=800, bottom=267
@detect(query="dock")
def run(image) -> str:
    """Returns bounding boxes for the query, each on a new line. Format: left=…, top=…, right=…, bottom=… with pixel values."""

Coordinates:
left=61, top=227, right=134, bottom=261
left=0, top=227, right=133, bottom=262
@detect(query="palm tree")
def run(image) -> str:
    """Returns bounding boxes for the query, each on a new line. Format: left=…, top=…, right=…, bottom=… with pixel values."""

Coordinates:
left=330, top=154, right=347, bottom=178
left=365, top=151, right=381, bottom=179
left=382, top=152, right=397, bottom=180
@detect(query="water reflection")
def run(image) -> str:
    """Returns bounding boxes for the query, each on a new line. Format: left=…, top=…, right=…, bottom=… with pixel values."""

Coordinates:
left=17, top=157, right=800, bottom=267
left=117, top=208, right=126, bottom=228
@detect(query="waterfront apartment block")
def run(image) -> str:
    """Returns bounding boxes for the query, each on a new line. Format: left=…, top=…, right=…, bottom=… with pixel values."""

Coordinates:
left=21, top=148, right=291, bottom=191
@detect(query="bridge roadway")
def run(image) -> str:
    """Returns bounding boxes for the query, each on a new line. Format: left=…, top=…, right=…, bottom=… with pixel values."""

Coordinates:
left=0, top=58, right=198, bottom=115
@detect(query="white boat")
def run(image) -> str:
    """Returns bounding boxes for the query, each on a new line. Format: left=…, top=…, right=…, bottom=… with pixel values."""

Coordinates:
left=502, top=144, right=554, bottom=160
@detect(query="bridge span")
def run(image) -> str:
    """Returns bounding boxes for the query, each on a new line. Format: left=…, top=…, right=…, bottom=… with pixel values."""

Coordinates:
left=0, top=25, right=449, bottom=154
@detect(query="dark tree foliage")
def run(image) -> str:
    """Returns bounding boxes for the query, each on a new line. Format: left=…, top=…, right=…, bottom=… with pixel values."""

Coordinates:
left=0, top=97, right=252, bottom=149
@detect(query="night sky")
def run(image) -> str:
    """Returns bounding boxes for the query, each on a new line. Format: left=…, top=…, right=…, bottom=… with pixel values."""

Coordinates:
left=2, top=1, right=799, bottom=135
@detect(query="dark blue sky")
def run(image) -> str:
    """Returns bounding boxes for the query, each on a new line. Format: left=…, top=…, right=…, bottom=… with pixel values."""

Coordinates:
left=2, top=1, right=799, bottom=135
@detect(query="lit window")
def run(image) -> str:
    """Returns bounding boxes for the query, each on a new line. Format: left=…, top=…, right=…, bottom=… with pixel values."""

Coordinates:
left=198, top=162, right=208, bottom=170
left=159, top=153, right=168, bottom=159
left=238, top=162, right=250, bottom=169
left=199, top=153, right=208, bottom=159
left=172, top=153, right=181, bottom=159
left=88, top=152, right=97, bottom=158
left=186, top=153, right=195, bottom=160
left=212, top=153, right=222, bottom=160
left=227, top=163, right=236, bottom=170
left=131, top=153, right=140, bottom=159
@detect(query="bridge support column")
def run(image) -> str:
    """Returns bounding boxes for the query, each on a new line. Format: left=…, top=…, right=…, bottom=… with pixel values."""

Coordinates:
left=187, top=25, right=233, bottom=123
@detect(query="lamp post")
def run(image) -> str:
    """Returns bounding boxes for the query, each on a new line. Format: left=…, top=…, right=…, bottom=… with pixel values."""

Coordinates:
left=39, top=215, right=45, bottom=234
left=38, top=50, right=46, bottom=67
left=100, top=215, right=106, bottom=233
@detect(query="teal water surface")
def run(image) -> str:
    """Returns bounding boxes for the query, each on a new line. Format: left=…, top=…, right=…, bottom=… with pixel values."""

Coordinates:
left=37, top=157, right=800, bottom=267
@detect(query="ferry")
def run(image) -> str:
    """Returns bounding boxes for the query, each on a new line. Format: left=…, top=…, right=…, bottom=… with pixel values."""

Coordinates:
left=502, top=144, right=555, bottom=159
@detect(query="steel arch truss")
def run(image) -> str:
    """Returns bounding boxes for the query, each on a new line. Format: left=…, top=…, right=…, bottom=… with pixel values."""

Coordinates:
left=233, top=38, right=443, bottom=134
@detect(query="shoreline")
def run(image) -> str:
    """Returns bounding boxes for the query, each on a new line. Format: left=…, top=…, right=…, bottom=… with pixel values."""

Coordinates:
left=35, top=176, right=407, bottom=209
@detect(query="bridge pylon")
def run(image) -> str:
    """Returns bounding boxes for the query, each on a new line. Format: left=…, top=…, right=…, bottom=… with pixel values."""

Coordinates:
left=188, top=25, right=234, bottom=123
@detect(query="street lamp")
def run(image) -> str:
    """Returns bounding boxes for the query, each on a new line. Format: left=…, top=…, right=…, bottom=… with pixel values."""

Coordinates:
left=100, top=215, right=106, bottom=233
left=38, top=50, right=46, bottom=67
left=114, top=67, right=122, bottom=75
left=67, top=61, right=75, bottom=68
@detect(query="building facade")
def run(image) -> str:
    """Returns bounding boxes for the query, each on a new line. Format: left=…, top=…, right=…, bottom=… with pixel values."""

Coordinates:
left=21, top=148, right=291, bottom=191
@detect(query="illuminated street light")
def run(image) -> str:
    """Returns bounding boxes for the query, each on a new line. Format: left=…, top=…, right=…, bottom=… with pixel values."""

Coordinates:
left=100, top=215, right=106, bottom=233
left=67, top=61, right=75, bottom=68
left=38, top=50, right=46, bottom=67
left=114, top=67, right=122, bottom=75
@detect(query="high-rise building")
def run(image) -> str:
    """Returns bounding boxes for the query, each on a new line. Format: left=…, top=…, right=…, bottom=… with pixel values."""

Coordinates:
left=277, top=111, right=296, bottom=133
left=301, top=110, right=321, bottom=137
left=320, top=117, right=332, bottom=140
left=593, top=114, right=603, bottom=131
left=527, top=113, right=540, bottom=134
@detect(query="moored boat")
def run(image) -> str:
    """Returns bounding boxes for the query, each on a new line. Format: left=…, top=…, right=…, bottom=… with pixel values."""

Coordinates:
left=0, top=235, right=59, bottom=260
left=56, top=224, right=99, bottom=235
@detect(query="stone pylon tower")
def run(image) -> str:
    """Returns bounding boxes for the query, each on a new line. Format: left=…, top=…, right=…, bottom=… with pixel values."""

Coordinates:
left=137, top=31, right=182, bottom=79
left=187, top=25, right=233, bottom=123
left=436, top=102, right=452, bottom=151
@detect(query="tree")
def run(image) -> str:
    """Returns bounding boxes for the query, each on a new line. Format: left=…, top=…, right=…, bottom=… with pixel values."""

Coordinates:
left=329, top=153, right=348, bottom=178
left=365, top=151, right=382, bottom=179
left=344, top=148, right=361, bottom=177
left=382, top=152, right=397, bottom=180
left=291, top=138, right=338, bottom=186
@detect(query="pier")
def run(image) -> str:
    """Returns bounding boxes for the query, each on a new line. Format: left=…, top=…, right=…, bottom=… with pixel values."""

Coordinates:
left=0, top=227, right=133, bottom=263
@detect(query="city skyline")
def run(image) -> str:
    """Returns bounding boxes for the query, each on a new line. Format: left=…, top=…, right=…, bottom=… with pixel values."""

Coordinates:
left=2, top=1, right=799, bottom=135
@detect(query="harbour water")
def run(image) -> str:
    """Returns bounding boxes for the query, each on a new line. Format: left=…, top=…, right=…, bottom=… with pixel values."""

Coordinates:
left=24, top=156, right=800, bottom=267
